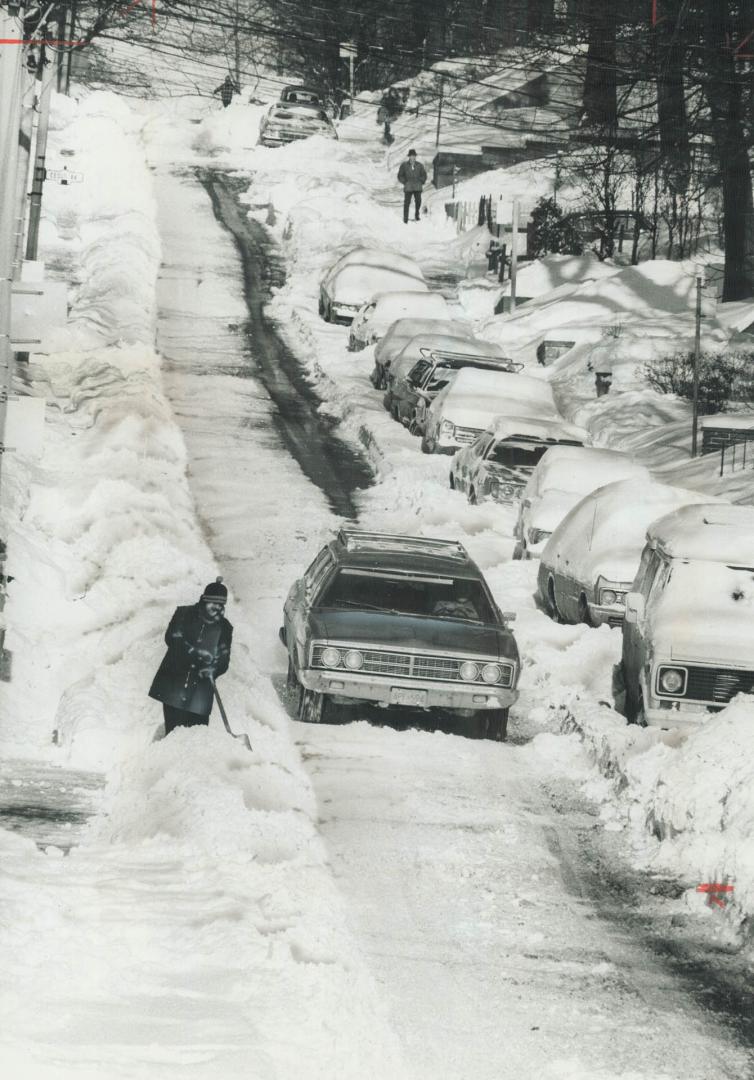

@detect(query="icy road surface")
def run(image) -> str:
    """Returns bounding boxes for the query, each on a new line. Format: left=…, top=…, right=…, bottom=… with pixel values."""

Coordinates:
left=145, top=110, right=753, bottom=1078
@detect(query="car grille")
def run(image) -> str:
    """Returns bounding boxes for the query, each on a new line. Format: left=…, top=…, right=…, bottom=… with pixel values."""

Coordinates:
left=312, top=644, right=513, bottom=687
left=683, top=665, right=754, bottom=704
left=454, top=426, right=482, bottom=446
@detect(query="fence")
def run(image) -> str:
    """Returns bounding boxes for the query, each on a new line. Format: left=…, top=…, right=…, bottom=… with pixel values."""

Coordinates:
left=719, top=437, right=754, bottom=475
left=444, top=194, right=520, bottom=235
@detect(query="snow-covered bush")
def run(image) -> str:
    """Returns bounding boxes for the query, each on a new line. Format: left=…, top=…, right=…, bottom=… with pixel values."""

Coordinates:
left=644, top=350, right=754, bottom=414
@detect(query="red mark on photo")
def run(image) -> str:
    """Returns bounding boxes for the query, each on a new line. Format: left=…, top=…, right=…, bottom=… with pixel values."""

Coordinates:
left=696, top=883, right=734, bottom=909
left=2, top=0, right=156, bottom=46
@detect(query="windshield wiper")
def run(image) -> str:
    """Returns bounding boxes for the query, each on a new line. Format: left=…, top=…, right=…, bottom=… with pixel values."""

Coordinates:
left=322, top=599, right=404, bottom=615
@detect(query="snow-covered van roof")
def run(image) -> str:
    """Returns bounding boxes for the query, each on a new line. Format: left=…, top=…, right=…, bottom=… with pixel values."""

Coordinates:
left=392, top=332, right=512, bottom=374
left=330, top=265, right=429, bottom=305
left=322, top=247, right=424, bottom=287
left=365, top=290, right=449, bottom=324
left=486, top=415, right=586, bottom=444
left=438, top=368, right=559, bottom=413
left=645, top=503, right=754, bottom=566
left=540, top=479, right=714, bottom=586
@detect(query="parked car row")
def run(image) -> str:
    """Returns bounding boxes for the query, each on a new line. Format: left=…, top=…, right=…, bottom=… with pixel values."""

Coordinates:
left=281, top=242, right=745, bottom=740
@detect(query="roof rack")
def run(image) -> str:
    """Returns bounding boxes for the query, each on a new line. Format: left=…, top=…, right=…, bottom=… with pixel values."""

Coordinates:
left=337, top=529, right=469, bottom=561
left=418, top=347, right=523, bottom=373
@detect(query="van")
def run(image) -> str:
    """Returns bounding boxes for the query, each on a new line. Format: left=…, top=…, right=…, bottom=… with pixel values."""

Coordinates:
left=621, top=503, right=754, bottom=729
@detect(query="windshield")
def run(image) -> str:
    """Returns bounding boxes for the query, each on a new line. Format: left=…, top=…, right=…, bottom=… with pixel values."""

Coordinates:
left=490, top=442, right=550, bottom=468
left=318, top=569, right=496, bottom=623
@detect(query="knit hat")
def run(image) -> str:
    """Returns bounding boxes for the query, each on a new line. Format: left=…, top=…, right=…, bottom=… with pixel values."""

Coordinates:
left=200, top=576, right=227, bottom=604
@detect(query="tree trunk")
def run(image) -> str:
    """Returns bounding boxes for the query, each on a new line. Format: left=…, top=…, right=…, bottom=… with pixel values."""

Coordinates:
left=582, top=0, right=617, bottom=132
left=654, top=0, right=690, bottom=193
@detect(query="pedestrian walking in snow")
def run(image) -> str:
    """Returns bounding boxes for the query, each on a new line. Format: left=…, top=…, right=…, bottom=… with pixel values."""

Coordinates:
left=214, top=74, right=239, bottom=108
left=397, top=148, right=427, bottom=223
left=149, top=578, right=233, bottom=735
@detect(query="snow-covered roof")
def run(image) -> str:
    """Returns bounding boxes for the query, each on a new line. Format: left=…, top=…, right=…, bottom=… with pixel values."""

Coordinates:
left=331, top=265, right=430, bottom=304
left=430, top=369, right=564, bottom=432
left=499, top=253, right=622, bottom=300
left=646, top=503, right=754, bottom=565
left=366, top=291, right=449, bottom=327
left=699, top=413, right=754, bottom=431
left=534, top=447, right=650, bottom=497
left=488, top=415, right=586, bottom=443
left=541, top=479, right=715, bottom=586
left=374, top=318, right=473, bottom=366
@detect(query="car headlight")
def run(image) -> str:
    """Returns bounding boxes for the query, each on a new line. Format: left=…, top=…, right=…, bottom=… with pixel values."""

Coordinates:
left=440, top=419, right=455, bottom=439
left=320, top=646, right=341, bottom=668
left=459, top=661, right=479, bottom=681
left=528, top=528, right=551, bottom=546
left=344, top=649, right=364, bottom=670
left=599, top=588, right=627, bottom=606
left=481, top=663, right=501, bottom=684
left=658, top=666, right=687, bottom=695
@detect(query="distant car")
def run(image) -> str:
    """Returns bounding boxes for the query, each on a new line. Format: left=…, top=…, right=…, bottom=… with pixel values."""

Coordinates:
left=281, top=529, right=520, bottom=740
left=450, top=417, right=586, bottom=505
left=385, top=336, right=522, bottom=431
left=259, top=101, right=338, bottom=147
left=537, top=479, right=713, bottom=628
left=514, top=447, right=651, bottom=560
left=320, top=262, right=428, bottom=324
left=421, top=368, right=567, bottom=455
left=348, top=291, right=450, bottom=351
left=371, top=317, right=473, bottom=390
left=621, top=502, right=754, bottom=729
left=279, top=85, right=324, bottom=107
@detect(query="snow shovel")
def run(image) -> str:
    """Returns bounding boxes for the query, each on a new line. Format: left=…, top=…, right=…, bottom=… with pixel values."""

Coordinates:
left=212, top=682, right=252, bottom=752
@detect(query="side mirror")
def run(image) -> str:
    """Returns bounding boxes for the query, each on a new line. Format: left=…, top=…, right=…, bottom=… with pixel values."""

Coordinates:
left=624, top=592, right=644, bottom=625
left=502, top=611, right=517, bottom=622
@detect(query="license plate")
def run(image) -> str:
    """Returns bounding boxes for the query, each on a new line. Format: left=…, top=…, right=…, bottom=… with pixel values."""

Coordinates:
left=390, top=688, right=427, bottom=707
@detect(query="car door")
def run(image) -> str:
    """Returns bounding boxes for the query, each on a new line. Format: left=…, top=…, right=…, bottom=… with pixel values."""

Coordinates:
left=285, top=548, right=334, bottom=670
left=622, top=549, right=666, bottom=692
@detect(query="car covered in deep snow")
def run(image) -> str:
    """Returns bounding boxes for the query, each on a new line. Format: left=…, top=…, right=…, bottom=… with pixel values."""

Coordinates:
left=621, top=502, right=754, bottom=729
left=281, top=529, right=520, bottom=740
left=385, top=335, right=521, bottom=430
left=319, top=252, right=426, bottom=323
left=514, top=447, right=651, bottom=560
left=278, top=85, right=324, bottom=107
left=450, top=416, right=586, bottom=505
left=537, top=479, right=714, bottom=628
left=348, top=290, right=450, bottom=351
left=259, top=101, right=338, bottom=148
left=421, top=368, right=571, bottom=455
left=371, top=317, right=473, bottom=390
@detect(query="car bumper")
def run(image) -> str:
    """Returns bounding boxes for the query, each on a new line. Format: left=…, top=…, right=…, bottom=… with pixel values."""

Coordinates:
left=331, top=304, right=360, bottom=323
left=300, top=668, right=518, bottom=711
left=587, top=602, right=626, bottom=628
left=644, top=697, right=722, bottom=731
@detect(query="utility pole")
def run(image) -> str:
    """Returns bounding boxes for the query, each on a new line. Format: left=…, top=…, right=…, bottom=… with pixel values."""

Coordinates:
left=12, top=59, right=36, bottom=275
left=232, top=0, right=241, bottom=88
left=1, top=4, right=25, bottom=499
left=691, top=271, right=703, bottom=457
left=65, top=0, right=78, bottom=95
left=435, top=76, right=444, bottom=148
left=510, top=198, right=519, bottom=313
left=25, top=41, right=54, bottom=263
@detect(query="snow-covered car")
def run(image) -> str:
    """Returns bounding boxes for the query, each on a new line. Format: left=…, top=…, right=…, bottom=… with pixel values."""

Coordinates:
left=385, top=336, right=523, bottom=431
left=371, top=317, right=473, bottom=390
left=320, top=261, right=428, bottom=324
left=258, top=102, right=338, bottom=148
left=348, top=291, right=449, bottom=351
left=450, top=416, right=585, bottom=505
left=514, top=447, right=651, bottom=560
left=281, top=529, right=520, bottom=740
left=537, top=479, right=713, bottom=628
left=621, top=502, right=754, bottom=729
left=421, top=368, right=567, bottom=455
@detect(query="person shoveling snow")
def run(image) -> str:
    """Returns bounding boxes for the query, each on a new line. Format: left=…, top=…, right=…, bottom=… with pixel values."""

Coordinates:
left=149, top=578, right=233, bottom=735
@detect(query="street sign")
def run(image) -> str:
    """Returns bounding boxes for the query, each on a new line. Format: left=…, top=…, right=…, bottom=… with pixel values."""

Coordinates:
left=45, top=168, right=83, bottom=185
left=339, top=41, right=357, bottom=57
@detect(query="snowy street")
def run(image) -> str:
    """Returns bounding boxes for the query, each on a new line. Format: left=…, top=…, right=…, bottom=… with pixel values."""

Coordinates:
left=2, top=30, right=754, bottom=1078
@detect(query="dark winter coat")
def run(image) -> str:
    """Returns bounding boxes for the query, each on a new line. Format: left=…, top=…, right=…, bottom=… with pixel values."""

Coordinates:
left=149, top=605, right=233, bottom=716
left=397, top=159, right=427, bottom=192
left=215, top=77, right=238, bottom=106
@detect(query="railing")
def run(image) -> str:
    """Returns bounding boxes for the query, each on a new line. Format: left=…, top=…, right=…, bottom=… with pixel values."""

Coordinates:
left=719, top=437, right=754, bottom=475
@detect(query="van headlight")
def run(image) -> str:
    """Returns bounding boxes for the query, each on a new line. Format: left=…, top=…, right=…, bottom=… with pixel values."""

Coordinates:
left=459, top=661, right=479, bottom=681
left=344, top=649, right=364, bottom=670
left=320, top=647, right=341, bottom=668
left=481, top=663, right=502, bottom=684
left=597, top=578, right=628, bottom=607
left=657, top=666, right=687, bottom=696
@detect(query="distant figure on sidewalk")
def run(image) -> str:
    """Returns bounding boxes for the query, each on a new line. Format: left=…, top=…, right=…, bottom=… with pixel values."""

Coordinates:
left=214, top=75, right=239, bottom=108
left=149, top=578, right=233, bottom=735
left=397, top=148, right=427, bottom=223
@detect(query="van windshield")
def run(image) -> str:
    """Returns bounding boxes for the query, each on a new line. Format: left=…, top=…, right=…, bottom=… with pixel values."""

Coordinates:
left=318, top=569, right=496, bottom=623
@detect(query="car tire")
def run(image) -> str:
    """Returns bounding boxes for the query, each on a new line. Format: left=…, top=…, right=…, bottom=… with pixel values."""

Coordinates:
left=391, top=402, right=402, bottom=424
left=318, top=295, right=325, bottom=317
left=487, top=708, right=508, bottom=741
left=578, top=594, right=593, bottom=627
left=546, top=576, right=563, bottom=623
left=625, top=685, right=647, bottom=727
left=449, top=473, right=455, bottom=490
left=298, top=686, right=327, bottom=724
left=468, top=487, right=478, bottom=505
left=370, top=366, right=382, bottom=389
left=512, top=542, right=524, bottom=561
left=421, top=434, right=436, bottom=454
left=463, top=713, right=488, bottom=739
left=286, top=654, right=299, bottom=691
left=383, top=389, right=394, bottom=412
